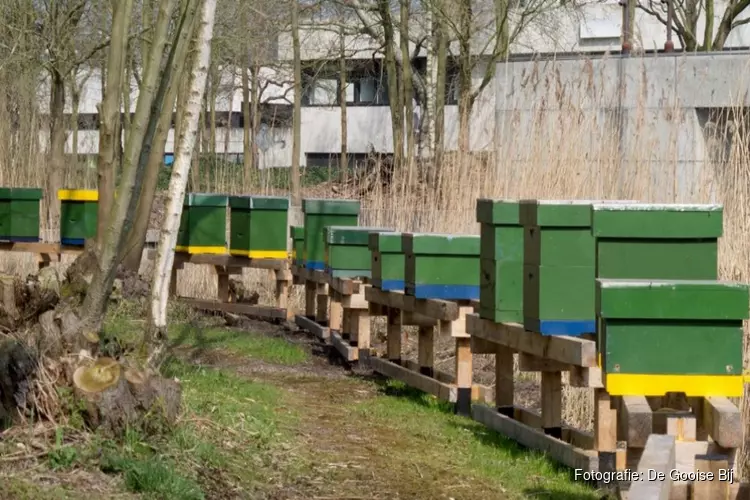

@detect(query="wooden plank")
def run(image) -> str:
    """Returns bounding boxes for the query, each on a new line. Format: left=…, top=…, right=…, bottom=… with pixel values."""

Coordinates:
left=466, top=314, right=597, bottom=367
left=569, top=365, right=604, bottom=388
left=315, top=282, right=328, bottom=323
left=471, top=336, right=497, bottom=354
left=541, top=371, right=562, bottom=431
left=295, top=314, right=330, bottom=340
left=403, top=294, right=459, bottom=321
left=472, top=404, right=598, bottom=471
left=331, top=330, right=358, bottom=362
left=702, top=397, right=742, bottom=449
left=628, top=434, right=675, bottom=500
left=519, top=353, right=570, bottom=372
left=619, top=395, right=653, bottom=448
left=417, top=325, right=435, bottom=377
left=179, top=298, right=287, bottom=320
left=328, top=276, right=361, bottom=295
left=370, top=357, right=456, bottom=402
left=304, top=281, right=316, bottom=318
left=595, top=388, right=617, bottom=452
left=399, top=359, right=493, bottom=403
left=386, top=307, right=402, bottom=362
left=173, top=253, right=286, bottom=270
left=495, top=346, right=515, bottom=409
left=691, top=454, right=730, bottom=500
left=455, top=337, right=473, bottom=415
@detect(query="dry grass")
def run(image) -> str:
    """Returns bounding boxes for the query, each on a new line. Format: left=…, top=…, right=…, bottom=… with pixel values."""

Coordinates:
left=1, top=54, right=749, bottom=472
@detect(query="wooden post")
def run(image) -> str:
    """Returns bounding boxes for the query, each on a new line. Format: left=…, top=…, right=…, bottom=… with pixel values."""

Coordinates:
left=356, top=308, right=371, bottom=365
left=274, top=269, right=290, bottom=310
left=454, top=337, right=472, bottom=416
left=169, top=267, right=178, bottom=297
left=348, top=309, right=359, bottom=346
left=495, top=346, right=514, bottom=417
left=341, top=308, right=351, bottom=340
left=417, top=325, right=434, bottom=378
left=692, top=454, right=731, bottom=499
left=215, top=265, right=229, bottom=302
left=329, top=293, right=343, bottom=333
left=315, top=282, right=328, bottom=324
left=541, top=371, right=562, bottom=439
left=304, top=280, right=316, bottom=318
left=386, top=307, right=402, bottom=364
left=594, top=388, right=618, bottom=493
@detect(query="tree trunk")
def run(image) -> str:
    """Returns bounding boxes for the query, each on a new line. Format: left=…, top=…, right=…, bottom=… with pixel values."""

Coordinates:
left=71, top=84, right=80, bottom=160
left=290, top=0, right=301, bottom=204
left=97, top=0, right=134, bottom=249
left=378, top=0, right=403, bottom=172
left=209, top=64, right=217, bottom=156
left=338, top=22, right=348, bottom=184
left=120, top=0, right=201, bottom=272
left=223, top=80, right=233, bottom=163
left=400, top=0, right=414, bottom=172
left=434, top=12, right=447, bottom=173
left=456, top=0, right=472, bottom=155
left=250, top=64, right=261, bottom=174
left=149, top=0, right=217, bottom=369
left=47, top=70, right=66, bottom=241
left=80, top=0, right=177, bottom=335
left=241, top=7, right=253, bottom=183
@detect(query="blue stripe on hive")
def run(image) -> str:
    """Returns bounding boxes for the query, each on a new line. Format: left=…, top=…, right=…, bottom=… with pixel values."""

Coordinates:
left=305, top=260, right=325, bottom=270
left=61, top=238, right=86, bottom=246
left=407, top=284, right=479, bottom=300
left=380, top=279, right=405, bottom=291
left=1, top=236, right=40, bottom=243
left=524, top=318, right=596, bottom=337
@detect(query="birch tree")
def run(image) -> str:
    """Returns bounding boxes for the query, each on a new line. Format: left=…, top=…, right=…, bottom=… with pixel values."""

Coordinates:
left=148, top=0, right=217, bottom=369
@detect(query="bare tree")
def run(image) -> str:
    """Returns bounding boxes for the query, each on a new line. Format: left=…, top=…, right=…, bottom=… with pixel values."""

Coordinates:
left=120, top=0, right=202, bottom=272
left=291, top=0, right=302, bottom=204
left=149, top=0, right=217, bottom=368
left=637, top=0, right=750, bottom=50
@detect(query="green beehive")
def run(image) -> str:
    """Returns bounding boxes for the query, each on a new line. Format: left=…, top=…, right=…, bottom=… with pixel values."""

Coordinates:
left=176, top=193, right=228, bottom=254
left=477, top=199, right=523, bottom=323
left=596, top=279, right=748, bottom=397
left=291, top=226, right=305, bottom=266
left=521, top=200, right=598, bottom=336
left=228, top=195, right=289, bottom=259
left=302, top=198, right=360, bottom=270
left=521, top=199, right=636, bottom=336
left=403, top=233, right=480, bottom=300
left=59, top=189, right=98, bottom=246
left=324, top=226, right=392, bottom=278
left=0, top=188, right=43, bottom=242
left=592, top=203, right=721, bottom=280
left=369, top=231, right=404, bottom=291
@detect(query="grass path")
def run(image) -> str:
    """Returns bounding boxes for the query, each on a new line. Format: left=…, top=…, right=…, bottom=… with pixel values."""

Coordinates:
left=2, top=310, right=600, bottom=499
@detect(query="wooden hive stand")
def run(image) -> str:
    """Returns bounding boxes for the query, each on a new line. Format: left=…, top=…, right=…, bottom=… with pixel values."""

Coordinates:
left=293, top=267, right=330, bottom=339
left=327, top=275, right=371, bottom=363
left=467, top=314, right=603, bottom=471
left=172, top=253, right=291, bottom=321
left=365, top=287, right=492, bottom=416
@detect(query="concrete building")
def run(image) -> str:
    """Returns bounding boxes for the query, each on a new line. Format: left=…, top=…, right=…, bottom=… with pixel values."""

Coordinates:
left=38, top=2, right=750, bottom=169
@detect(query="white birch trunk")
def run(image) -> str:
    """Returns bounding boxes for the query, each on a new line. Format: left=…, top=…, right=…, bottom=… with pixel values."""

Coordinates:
left=424, top=8, right=435, bottom=159
left=150, top=0, right=217, bottom=338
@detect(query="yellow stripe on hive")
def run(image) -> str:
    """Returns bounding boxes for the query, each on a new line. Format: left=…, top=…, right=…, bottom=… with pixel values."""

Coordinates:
left=228, top=249, right=289, bottom=259
left=606, top=374, right=744, bottom=398
left=58, top=189, right=98, bottom=201
left=175, top=245, right=227, bottom=255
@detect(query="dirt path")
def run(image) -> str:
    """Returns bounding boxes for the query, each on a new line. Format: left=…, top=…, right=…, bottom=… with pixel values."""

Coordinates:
left=178, top=318, right=596, bottom=500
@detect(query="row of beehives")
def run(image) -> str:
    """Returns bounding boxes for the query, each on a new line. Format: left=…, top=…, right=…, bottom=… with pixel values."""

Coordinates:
left=0, top=189, right=292, bottom=253
left=291, top=198, right=749, bottom=401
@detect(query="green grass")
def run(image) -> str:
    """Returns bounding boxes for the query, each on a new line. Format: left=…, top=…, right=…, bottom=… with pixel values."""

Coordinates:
left=358, top=380, right=599, bottom=499
left=168, top=323, right=309, bottom=365
left=4, top=305, right=598, bottom=499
